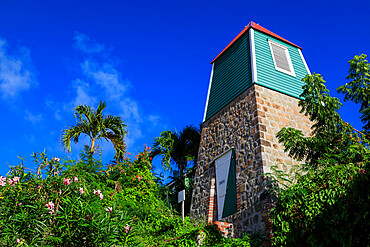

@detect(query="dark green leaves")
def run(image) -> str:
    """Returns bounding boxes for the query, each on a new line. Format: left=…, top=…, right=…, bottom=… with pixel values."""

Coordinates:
left=272, top=54, right=370, bottom=246
left=277, top=73, right=364, bottom=167
left=337, top=54, right=370, bottom=133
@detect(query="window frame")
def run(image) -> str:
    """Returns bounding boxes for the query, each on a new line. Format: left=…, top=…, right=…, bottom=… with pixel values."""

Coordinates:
left=268, top=40, right=296, bottom=77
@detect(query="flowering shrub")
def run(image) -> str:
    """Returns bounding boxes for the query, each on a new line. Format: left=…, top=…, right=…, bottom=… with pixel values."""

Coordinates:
left=0, top=146, right=253, bottom=246
left=0, top=150, right=145, bottom=246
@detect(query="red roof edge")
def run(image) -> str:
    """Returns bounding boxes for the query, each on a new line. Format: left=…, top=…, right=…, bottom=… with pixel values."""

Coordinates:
left=211, top=21, right=302, bottom=64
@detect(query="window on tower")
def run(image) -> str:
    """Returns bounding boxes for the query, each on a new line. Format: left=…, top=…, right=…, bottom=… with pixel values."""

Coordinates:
left=268, top=40, right=296, bottom=77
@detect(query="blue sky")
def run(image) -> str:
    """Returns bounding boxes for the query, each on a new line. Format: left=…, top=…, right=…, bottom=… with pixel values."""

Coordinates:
left=0, top=0, right=369, bottom=176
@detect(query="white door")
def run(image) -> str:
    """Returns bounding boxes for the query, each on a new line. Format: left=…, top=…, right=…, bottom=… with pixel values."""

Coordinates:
left=215, top=149, right=232, bottom=220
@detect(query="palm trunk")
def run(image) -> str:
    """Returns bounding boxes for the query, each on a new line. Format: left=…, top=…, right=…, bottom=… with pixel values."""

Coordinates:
left=90, top=138, right=96, bottom=157
left=180, top=162, right=185, bottom=190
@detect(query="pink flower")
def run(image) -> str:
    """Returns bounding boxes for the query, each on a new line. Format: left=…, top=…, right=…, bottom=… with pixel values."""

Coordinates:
left=49, top=209, right=54, bottom=214
left=18, top=203, right=22, bottom=206
left=8, top=179, right=13, bottom=185
left=93, top=189, right=103, bottom=199
left=359, top=169, right=367, bottom=174
left=0, top=181, right=5, bottom=187
left=105, top=207, right=112, bottom=213
left=13, top=176, right=20, bottom=183
left=124, top=224, right=131, bottom=233
left=73, top=177, right=78, bottom=183
left=0, top=176, right=6, bottom=182
left=52, top=157, right=60, bottom=162
left=137, top=175, right=143, bottom=181
left=46, top=201, right=55, bottom=210
left=16, top=238, right=21, bottom=244
left=79, top=187, right=84, bottom=195
left=63, top=178, right=72, bottom=185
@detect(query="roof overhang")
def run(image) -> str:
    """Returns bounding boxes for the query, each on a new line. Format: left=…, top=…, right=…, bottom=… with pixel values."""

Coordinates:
left=211, top=21, right=302, bottom=64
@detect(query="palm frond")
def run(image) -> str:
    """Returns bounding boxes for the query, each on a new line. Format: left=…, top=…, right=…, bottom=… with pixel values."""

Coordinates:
left=61, top=101, right=127, bottom=162
left=61, top=123, right=89, bottom=153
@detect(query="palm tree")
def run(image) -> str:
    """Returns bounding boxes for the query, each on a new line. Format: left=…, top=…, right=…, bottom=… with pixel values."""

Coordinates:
left=61, top=101, right=127, bottom=162
left=150, top=125, right=201, bottom=190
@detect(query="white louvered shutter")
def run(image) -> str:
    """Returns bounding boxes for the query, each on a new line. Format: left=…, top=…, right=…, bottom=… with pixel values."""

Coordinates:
left=269, top=40, right=296, bottom=77
left=271, top=43, right=291, bottom=72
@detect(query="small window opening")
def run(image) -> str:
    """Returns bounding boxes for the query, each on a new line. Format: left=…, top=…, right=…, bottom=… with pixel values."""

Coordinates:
left=268, top=40, right=296, bottom=77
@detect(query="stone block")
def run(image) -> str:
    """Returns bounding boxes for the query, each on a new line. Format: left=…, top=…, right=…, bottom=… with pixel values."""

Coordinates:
left=272, top=103, right=281, bottom=110
left=260, top=140, right=271, bottom=147
left=257, top=110, right=265, bottom=118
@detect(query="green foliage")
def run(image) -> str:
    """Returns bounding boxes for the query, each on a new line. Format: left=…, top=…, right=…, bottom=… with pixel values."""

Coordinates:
left=151, top=125, right=200, bottom=210
left=162, top=223, right=261, bottom=247
left=0, top=151, right=136, bottom=246
left=166, top=167, right=196, bottom=216
left=61, top=100, right=127, bottom=162
left=338, top=54, right=370, bottom=132
left=150, top=125, right=201, bottom=219
left=271, top=163, right=369, bottom=246
left=2, top=147, right=251, bottom=246
left=1, top=99, right=242, bottom=246
left=271, top=54, right=370, bottom=246
left=151, top=125, right=200, bottom=174
left=277, top=73, right=364, bottom=167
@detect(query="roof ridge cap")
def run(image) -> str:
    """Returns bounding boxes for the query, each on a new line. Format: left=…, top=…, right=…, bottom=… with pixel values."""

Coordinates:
left=211, top=22, right=302, bottom=64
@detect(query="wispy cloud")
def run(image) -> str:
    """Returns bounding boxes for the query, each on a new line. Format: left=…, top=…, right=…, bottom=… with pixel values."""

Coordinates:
left=45, top=99, right=63, bottom=121
left=25, top=110, right=43, bottom=123
left=0, top=39, right=37, bottom=99
left=148, top=115, right=160, bottom=126
left=74, top=32, right=105, bottom=54
left=68, top=78, right=97, bottom=109
left=81, top=60, right=129, bottom=100
left=64, top=32, right=166, bottom=155
left=119, top=98, right=142, bottom=123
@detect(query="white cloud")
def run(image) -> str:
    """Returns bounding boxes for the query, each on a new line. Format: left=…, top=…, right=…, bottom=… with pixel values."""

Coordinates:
left=119, top=98, right=142, bottom=123
left=25, top=110, right=43, bottom=123
left=81, top=60, right=128, bottom=100
left=0, top=39, right=37, bottom=99
left=65, top=32, right=167, bottom=154
left=45, top=98, right=63, bottom=121
left=74, top=32, right=105, bottom=54
left=118, top=98, right=144, bottom=148
left=148, top=115, right=160, bottom=127
left=54, top=112, right=63, bottom=121
left=66, top=79, right=97, bottom=111
left=125, top=125, right=143, bottom=148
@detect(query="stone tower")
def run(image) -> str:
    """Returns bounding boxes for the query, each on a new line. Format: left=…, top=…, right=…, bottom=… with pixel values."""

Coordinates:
left=190, top=22, right=312, bottom=237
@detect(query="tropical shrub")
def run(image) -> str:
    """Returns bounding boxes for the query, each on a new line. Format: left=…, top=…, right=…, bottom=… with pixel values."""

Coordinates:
left=271, top=163, right=369, bottom=246
left=0, top=151, right=135, bottom=246
left=270, top=54, right=370, bottom=246
left=1, top=147, right=249, bottom=246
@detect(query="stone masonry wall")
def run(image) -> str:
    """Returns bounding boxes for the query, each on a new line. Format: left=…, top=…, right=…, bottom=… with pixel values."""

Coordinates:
left=190, top=84, right=311, bottom=237
left=255, top=85, right=311, bottom=175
